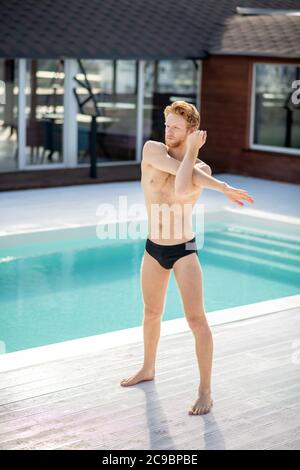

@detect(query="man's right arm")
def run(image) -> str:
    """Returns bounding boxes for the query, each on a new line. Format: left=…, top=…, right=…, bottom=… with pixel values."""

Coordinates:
left=142, top=140, right=227, bottom=194
left=142, top=140, right=180, bottom=175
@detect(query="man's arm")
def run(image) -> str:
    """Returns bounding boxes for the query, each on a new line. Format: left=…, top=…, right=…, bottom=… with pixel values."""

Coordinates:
left=142, top=140, right=180, bottom=174
left=195, top=159, right=212, bottom=176
left=142, top=140, right=226, bottom=194
left=174, top=145, right=198, bottom=195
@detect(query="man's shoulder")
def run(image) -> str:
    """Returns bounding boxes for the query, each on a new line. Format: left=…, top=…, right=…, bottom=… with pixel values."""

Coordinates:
left=142, top=141, right=168, bottom=169
left=143, top=140, right=167, bottom=152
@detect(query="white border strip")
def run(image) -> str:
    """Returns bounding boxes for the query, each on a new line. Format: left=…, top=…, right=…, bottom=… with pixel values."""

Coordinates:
left=136, top=60, right=145, bottom=163
left=17, top=58, right=26, bottom=170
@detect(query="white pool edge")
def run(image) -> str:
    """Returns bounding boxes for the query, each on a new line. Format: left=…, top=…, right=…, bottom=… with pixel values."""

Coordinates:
left=0, top=293, right=299, bottom=372
left=2, top=203, right=300, bottom=238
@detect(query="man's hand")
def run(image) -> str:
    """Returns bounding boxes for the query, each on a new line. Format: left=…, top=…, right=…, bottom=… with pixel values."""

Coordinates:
left=222, top=183, right=255, bottom=206
left=186, top=130, right=207, bottom=152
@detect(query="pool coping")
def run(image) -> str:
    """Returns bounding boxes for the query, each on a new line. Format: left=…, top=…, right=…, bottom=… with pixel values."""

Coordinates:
left=1, top=294, right=300, bottom=372
left=1, top=203, right=300, bottom=239
left=1, top=205, right=300, bottom=372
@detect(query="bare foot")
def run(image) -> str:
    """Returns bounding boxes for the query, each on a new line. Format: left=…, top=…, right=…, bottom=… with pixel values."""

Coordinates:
left=120, top=368, right=155, bottom=387
left=189, top=389, right=213, bottom=415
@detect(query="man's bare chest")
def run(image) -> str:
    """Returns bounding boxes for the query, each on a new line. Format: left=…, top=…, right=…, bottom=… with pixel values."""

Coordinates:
left=142, top=162, right=199, bottom=205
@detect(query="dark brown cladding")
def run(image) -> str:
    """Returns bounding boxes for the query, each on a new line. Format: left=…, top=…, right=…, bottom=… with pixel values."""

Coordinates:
left=0, top=164, right=141, bottom=192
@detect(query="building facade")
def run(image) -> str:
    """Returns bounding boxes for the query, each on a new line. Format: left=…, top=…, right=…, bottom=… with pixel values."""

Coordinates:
left=0, top=1, right=299, bottom=189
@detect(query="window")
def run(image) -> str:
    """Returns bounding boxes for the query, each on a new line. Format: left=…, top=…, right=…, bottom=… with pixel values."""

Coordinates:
left=25, top=59, right=65, bottom=166
left=143, top=60, right=199, bottom=143
left=75, top=59, right=137, bottom=164
left=251, top=63, right=300, bottom=154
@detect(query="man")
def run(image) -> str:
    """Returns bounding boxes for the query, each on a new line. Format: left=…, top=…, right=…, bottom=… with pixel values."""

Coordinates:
left=120, top=101, right=255, bottom=415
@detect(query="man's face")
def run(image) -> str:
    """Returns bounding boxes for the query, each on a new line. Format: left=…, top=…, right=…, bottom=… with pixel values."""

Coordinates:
left=164, top=113, right=192, bottom=148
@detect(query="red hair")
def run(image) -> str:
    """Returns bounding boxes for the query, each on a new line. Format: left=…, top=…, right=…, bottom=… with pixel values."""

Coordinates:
left=164, top=101, right=200, bottom=129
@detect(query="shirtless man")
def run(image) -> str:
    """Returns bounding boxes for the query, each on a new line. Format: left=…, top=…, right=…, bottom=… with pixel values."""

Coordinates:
left=120, top=101, right=255, bottom=415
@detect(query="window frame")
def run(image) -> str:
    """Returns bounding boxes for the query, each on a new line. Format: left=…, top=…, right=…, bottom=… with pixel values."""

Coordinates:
left=249, top=62, right=300, bottom=156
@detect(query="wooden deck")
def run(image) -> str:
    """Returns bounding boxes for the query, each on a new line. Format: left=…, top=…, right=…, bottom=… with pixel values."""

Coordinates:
left=0, top=306, right=299, bottom=450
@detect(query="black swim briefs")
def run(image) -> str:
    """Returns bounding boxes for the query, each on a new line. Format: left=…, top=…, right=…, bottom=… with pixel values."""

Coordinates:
left=145, top=236, right=198, bottom=270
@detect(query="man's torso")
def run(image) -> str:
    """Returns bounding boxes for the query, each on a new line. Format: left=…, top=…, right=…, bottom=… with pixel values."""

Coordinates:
left=141, top=154, right=203, bottom=245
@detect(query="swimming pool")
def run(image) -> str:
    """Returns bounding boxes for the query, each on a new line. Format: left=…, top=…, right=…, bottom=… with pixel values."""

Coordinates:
left=0, top=209, right=300, bottom=354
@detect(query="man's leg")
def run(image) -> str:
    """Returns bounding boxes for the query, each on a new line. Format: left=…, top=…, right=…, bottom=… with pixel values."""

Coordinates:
left=120, top=250, right=171, bottom=387
left=173, top=253, right=214, bottom=415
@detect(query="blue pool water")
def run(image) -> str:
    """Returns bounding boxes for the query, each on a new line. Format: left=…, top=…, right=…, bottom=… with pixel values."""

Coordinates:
left=0, top=222, right=300, bottom=353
